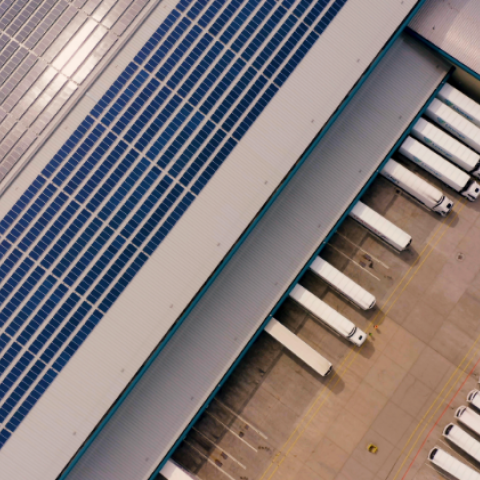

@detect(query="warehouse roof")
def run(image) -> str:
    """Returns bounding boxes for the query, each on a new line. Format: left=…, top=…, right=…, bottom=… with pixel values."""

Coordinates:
left=410, top=0, right=480, bottom=79
left=66, top=32, right=448, bottom=480
left=0, top=0, right=425, bottom=479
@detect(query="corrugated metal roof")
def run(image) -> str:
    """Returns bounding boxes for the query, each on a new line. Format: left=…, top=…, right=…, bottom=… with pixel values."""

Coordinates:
left=66, top=33, right=448, bottom=480
left=410, top=0, right=480, bottom=76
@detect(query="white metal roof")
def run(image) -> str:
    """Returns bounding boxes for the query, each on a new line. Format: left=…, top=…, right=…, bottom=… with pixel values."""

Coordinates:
left=410, top=0, right=480, bottom=77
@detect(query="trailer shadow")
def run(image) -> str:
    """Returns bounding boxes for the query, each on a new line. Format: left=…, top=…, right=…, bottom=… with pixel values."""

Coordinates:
left=171, top=302, right=344, bottom=477
left=357, top=334, right=376, bottom=359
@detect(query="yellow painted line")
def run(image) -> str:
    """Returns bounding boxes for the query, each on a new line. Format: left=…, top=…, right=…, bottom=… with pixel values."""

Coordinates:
left=260, top=207, right=455, bottom=479
left=258, top=199, right=468, bottom=480
left=391, top=332, right=480, bottom=479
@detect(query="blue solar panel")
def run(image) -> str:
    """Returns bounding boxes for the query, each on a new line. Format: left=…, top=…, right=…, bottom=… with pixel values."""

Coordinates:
left=242, top=5, right=289, bottom=62
left=64, top=226, right=115, bottom=288
left=231, top=0, right=276, bottom=53
left=0, top=0, right=348, bottom=445
left=90, top=65, right=139, bottom=119
left=186, top=0, right=210, bottom=20
left=17, top=284, right=69, bottom=347
left=209, top=0, right=244, bottom=36
left=197, top=0, right=226, bottom=27
left=4, top=276, right=57, bottom=337
left=134, top=12, right=181, bottom=65
left=41, top=117, right=96, bottom=179
left=146, top=104, right=194, bottom=161
left=0, top=177, right=46, bottom=235
left=40, top=209, right=92, bottom=269
left=168, top=120, right=216, bottom=177
left=98, top=156, right=149, bottom=221
left=86, top=151, right=139, bottom=212
left=6, top=184, right=57, bottom=243
left=145, top=17, right=192, bottom=74
left=156, top=25, right=203, bottom=82
left=134, top=94, right=183, bottom=151
left=76, top=141, right=130, bottom=204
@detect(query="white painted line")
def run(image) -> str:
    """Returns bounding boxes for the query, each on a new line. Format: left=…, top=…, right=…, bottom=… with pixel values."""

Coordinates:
left=326, top=244, right=380, bottom=281
left=184, top=440, right=235, bottom=480
left=335, top=232, right=390, bottom=269
left=214, top=399, right=268, bottom=440
left=205, top=411, right=258, bottom=452
left=192, top=427, right=246, bottom=469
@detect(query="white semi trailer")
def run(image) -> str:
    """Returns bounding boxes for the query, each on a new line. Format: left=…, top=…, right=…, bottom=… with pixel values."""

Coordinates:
left=437, top=83, right=480, bottom=128
left=265, top=318, right=332, bottom=376
left=443, top=423, right=480, bottom=464
left=161, top=461, right=197, bottom=479
left=309, top=257, right=376, bottom=310
left=380, top=158, right=453, bottom=216
left=429, top=447, right=480, bottom=480
left=349, top=201, right=412, bottom=252
left=289, top=285, right=367, bottom=346
left=426, top=98, right=480, bottom=153
left=400, top=137, right=480, bottom=201
left=411, top=118, right=480, bottom=178
left=455, top=406, right=480, bottom=437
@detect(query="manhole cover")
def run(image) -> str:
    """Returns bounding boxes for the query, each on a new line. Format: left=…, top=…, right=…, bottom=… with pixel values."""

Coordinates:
left=457, top=253, right=465, bottom=262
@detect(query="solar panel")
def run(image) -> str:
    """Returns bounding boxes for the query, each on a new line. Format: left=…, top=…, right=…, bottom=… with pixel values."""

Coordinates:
left=91, top=0, right=118, bottom=23
left=0, top=0, right=152, bottom=189
left=0, top=40, right=19, bottom=66
left=31, top=80, right=77, bottom=134
left=0, top=1, right=15, bottom=20
left=15, top=0, right=58, bottom=44
left=103, top=0, right=135, bottom=29
left=0, top=1, right=29, bottom=31
left=23, top=2, right=69, bottom=49
left=0, top=0, right=348, bottom=448
left=83, top=0, right=104, bottom=16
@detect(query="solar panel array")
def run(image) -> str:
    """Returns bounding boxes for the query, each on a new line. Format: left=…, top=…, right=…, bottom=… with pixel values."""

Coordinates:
left=0, top=0, right=151, bottom=184
left=0, top=0, right=348, bottom=449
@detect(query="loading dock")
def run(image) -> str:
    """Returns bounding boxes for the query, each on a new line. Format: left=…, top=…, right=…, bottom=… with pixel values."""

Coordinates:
left=170, top=161, right=480, bottom=480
